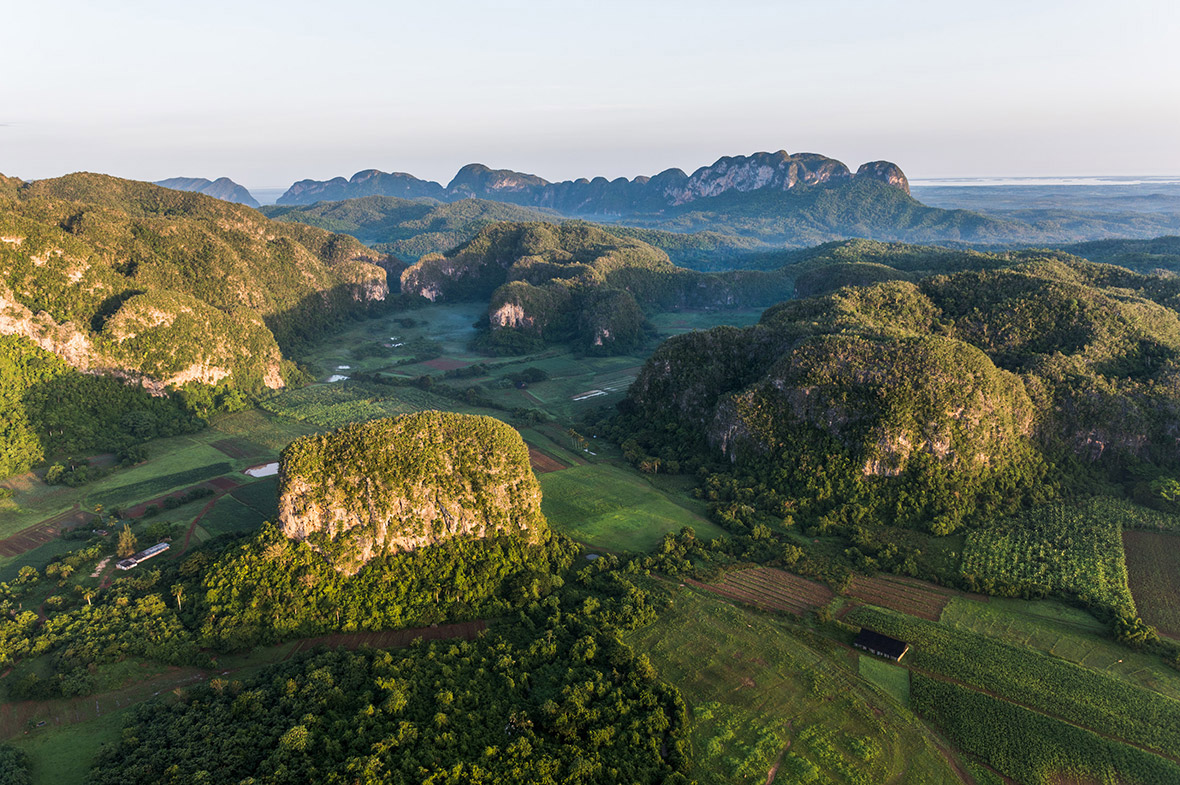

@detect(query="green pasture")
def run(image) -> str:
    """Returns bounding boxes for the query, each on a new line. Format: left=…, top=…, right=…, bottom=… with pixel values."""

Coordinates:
left=625, top=586, right=958, bottom=785
left=0, top=438, right=235, bottom=539
left=858, top=655, right=911, bottom=707
left=539, top=463, right=725, bottom=551
left=10, top=708, right=128, bottom=785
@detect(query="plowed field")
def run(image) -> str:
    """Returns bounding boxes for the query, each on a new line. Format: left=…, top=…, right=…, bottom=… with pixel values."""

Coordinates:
left=688, top=567, right=833, bottom=616
left=845, top=575, right=957, bottom=621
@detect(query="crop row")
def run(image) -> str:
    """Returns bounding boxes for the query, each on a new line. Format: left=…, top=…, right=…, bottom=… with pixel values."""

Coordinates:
left=961, top=501, right=1135, bottom=615
left=845, top=576, right=951, bottom=621
left=694, top=567, right=833, bottom=616
left=848, top=605, right=1180, bottom=758
left=912, top=675, right=1180, bottom=785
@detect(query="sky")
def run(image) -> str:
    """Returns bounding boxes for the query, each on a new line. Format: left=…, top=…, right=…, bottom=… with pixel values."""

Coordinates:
left=3, top=0, right=1179, bottom=191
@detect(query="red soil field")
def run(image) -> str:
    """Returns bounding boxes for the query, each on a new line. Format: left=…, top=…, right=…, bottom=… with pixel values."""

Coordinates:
left=528, top=446, right=567, bottom=474
left=688, top=567, right=834, bottom=616
left=422, top=358, right=474, bottom=371
left=845, top=574, right=957, bottom=621
left=284, top=620, right=488, bottom=659
left=1124, top=530, right=1180, bottom=638
left=0, top=508, right=96, bottom=558
left=208, top=476, right=242, bottom=491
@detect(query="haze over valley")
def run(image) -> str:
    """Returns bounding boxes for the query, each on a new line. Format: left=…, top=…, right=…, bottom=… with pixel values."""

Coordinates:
left=2, top=2, right=1179, bottom=784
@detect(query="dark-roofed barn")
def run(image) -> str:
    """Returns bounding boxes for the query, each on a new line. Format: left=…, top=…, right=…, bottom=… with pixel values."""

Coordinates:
left=853, top=628, right=910, bottom=662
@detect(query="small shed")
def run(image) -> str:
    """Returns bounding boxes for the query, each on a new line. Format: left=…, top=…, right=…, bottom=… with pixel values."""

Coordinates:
left=853, top=628, right=910, bottom=662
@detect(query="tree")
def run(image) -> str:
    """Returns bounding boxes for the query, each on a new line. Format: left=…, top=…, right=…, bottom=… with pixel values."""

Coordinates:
left=82, top=587, right=96, bottom=607
left=171, top=584, right=185, bottom=611
left=117, top=524, right=138, bottom=558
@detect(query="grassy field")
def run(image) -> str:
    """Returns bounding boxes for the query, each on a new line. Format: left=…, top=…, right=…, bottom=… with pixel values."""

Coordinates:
left=1124, top=530, right=1180, bottom=639
left=539, top=463, right=725, bottom=551
left=9, top=707, right=128, bottom=785
left=858, top=655, right=911, bottom=707
left=625, top=586, right=959, bottom=785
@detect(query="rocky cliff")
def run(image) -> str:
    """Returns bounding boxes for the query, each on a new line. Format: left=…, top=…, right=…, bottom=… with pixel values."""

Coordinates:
left=156, top=177, right=261, bottom=208
left=276, top=150, right=910, bottom=212
left=277, top=411, right=548, bottom=575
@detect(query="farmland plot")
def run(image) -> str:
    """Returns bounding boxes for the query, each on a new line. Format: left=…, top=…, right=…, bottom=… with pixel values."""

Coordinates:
left=689, top=567, right=834, bottom=616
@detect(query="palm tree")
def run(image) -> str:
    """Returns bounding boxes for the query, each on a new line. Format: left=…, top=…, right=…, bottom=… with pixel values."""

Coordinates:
left=171, top=584, right=185, bottom=611
left=82, top=587, right=96, bottom=607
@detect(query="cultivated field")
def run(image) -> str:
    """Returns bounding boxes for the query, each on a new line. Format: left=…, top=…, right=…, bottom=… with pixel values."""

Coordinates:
left=688, top=566, right=833, bottom=616
left=625, top=585, right=958, bottom=785
left=941, top=597, right=1180, bottom=700
left=1124, top=530, right=1180, bottom=638
left=845, top=574, right=958, bottom=621
left=527, top=446, right=567, bottom=474
left=961, top=500, right=1137, bottom=615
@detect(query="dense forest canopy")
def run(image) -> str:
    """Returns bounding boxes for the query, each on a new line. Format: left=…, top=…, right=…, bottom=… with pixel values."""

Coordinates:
left=278, top=412, right=549, bottom=575
left=617, top=245, right=1180, bottom=535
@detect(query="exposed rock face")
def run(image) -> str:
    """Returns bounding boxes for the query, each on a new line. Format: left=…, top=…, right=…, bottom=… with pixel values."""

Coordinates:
left=665, top=151, right=852, bottom=205
left=855, top=162, right=910, bottom=195
left=276, top=150, right=910, bottom=211
left=278, top=412, right=548, bottom=575
left=155, top=177, right=261, bottom=208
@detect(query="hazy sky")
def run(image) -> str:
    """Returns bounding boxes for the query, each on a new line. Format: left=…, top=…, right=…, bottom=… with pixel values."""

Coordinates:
left=4, top=0, right=1178, bottom=189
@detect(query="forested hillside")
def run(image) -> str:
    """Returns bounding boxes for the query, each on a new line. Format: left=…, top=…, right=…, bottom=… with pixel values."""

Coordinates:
left=616, top=247, right=1180, bottom=535
left=400, top=222, right=795, bottom=353
left=0, top=173, right=396, bottom=478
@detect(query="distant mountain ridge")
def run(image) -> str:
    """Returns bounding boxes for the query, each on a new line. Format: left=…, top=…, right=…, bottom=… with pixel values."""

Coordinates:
left=156, top=176, right=260, bottom=208
left=276, top=151, right=910, bottom=213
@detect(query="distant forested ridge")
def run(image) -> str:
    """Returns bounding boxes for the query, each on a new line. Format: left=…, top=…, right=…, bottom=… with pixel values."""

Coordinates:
left=400, top=221, right=795, bottom=354
left=616, top=240, right=1180, bottom=534
left=1061, top=235, right=1180, bottom=274
left=0, top=172, right=397, bottom=477
left=278, top=150, right=909, bottom=211
left=155, top=176, right=260, bottom=208
left=262, top=195, right=559, bottom=261
left=274, top=151, right=1023, bottom=249
left=277, top=152, right=1180, bottom=250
